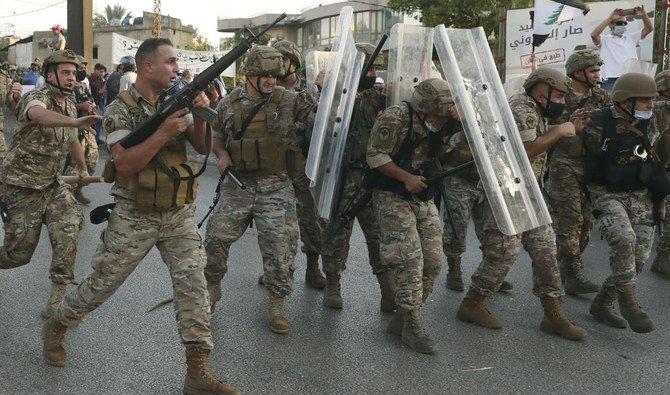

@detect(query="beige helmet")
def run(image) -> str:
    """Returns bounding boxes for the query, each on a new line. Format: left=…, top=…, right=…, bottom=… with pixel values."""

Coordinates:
left=272, top=39, right=302, bottom=68
left=356, top=42, right=384, bottom=67
left=611, top=72, right=657, bottom=102
left=565, top=49, right=603, bottom=76
left=523, top=66, right=571, bottom=93
left=41, top=49, right=81, bottom=77
left=242, top=45, right=285, bottom=77
left=655, top=70, right=670, bottom=93
left=410, top=78, right=453, bottom=117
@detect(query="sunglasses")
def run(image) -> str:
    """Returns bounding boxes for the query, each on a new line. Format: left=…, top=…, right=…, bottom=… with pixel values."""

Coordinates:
left=614, top=21, right=628, bottom=26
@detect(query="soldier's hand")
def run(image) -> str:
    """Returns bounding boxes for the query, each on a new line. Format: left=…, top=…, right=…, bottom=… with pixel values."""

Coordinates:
left=10, top=82, right=21, bottom=100
left=160, top=109, right=189, bottom=139
left=217, top=156, right=233, bottom=175
left=191, top=91, right=210, bottom=109
left=559, top=122, right=576, bottom=138
left=403, top=174, right=427, bottom=194
left=75, top=114, right=103, bottom=129
left=448, top=104, right=460, bottom=120
left=634, top=6, right=645, bottom=16
left=570, top=109, right=590, bottom=133
left=315, top=70, right=325, bottom=89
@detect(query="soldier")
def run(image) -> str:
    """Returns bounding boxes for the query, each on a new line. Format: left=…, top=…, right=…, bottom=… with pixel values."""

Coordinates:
left=0, top=50, right=100, bottom=318
left=271, top=38, right=326, bottom=289
left=204, top=46, right=314, bottom=335
left=583, top=73, right=665, bottom=333
left=456, top=67, right=587, bottom=341
left=0, top=66, right=22, bottom=162
left=321, top=42, right=392, bottom=312
left=367, top=78, right=452, bottom=354
left=546, top=49, right=612, bottom=295
left=650, top=70, right=670, bottom=278
left=42, top=39, right=238, bottom=394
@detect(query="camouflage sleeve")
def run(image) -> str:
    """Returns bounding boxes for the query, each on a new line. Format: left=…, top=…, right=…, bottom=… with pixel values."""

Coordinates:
left=0, top=74, right=8, bottom=107
left=18, top=89, right=48, bottom=123
left=511, top=101, right=541, bottom=142
left=103, top=100, right=134, bottom=147
left=66, top=100, right=79, bottom=144
left=367, top=105, right=406, bottom=169
left=294, top=90, right=317, bottom=129
left=212, top=94, right=234, bottom=141
left=582, top=109, right=604, bottom=154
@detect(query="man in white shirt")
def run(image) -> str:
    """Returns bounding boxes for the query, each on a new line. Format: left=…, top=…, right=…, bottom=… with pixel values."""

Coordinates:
left=118, top=62, right=137, bottom=92
left=591, top=6, right=653, bottom=91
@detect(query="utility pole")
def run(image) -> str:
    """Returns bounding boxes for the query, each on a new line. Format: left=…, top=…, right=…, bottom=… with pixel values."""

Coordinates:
left=67, top=0, right=93, bottom=69
left=153, top=0, right=162, bottom=38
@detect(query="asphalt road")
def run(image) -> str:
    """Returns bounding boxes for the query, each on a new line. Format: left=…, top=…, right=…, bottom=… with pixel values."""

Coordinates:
left=1, top=114, right=670, bottom=394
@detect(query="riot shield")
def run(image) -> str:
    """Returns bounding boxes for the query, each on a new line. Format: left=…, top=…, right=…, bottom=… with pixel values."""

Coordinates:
left=304, top=50, right=334, bottom=97
left=434, top=25, right=552, bottom=235
left=386, top=24, right=434, bottom=108
left=305, top=6, right=365, bottom=221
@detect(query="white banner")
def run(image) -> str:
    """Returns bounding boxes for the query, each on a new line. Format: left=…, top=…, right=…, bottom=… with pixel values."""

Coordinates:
left=15, top=43, right=33, bottom=68
left=505, top=0, right=655, bottom=88
left=111, top=33, right=234, bottom=77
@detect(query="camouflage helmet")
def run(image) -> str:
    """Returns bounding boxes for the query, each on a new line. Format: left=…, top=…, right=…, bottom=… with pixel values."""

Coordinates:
left=272, top=39, right=302, bottom=69
left=410, top=78, right=453, bottom=117
left=655, top=70, right=670, bottom=93
left=523, top=67, right=571, bottom=93
left=565, top=49, right=603, bottom=76
left=242, top=46, right=285, bottom=77
left=611, top=72, right=657, bottom=102
left=356, top=42, right=384, bottom=67
left=41, top=49, right=81, bottom=77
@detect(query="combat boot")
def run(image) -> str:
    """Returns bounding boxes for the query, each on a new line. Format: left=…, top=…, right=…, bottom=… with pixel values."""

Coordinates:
left=72, top=187, right=91, bottom=205
left=207, top=280, right=221, bottom=313
left=42, top=318, right=68, bottom=367
left=386, top=309, right=404, bottom=336
left=257, top=275, right=264, bottom=285
left=617, top=283, right=655, bottom=333
left=268, top=291, right=290, bottom=334
left=456, top=290, right=502, bottom=329
left=323, top=274, right=343, bottom=309
left=589, top=286, right=627, bottom=328
left=562, top=263, right=599, bottom=295
left=651, top=253, right=670, bottom=279
left=183, top=347, right=239, bottom=395
left=41, top=283, right=66, bottom=319
left=539, top=296, right=587, bottom=341
left=445, top=256, right=464, bottom=291
left=401, top=309, right=437, bottom=355
left=498, top=280, right=513, bottom=292
left=377, top=270, right=396, bottom=313
left=305, top=254, right=326, bottom=289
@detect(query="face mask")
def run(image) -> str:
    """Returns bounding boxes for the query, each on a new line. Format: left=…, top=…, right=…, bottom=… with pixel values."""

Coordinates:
left=76, top=68, right=87, bottom=82
left=613, top=25, right=627, bottom=36
left=634, top=109, right=653, bottom=120
left=358, top=75, right=376, bottom=91
left=542, top=99, right=565, bottom=119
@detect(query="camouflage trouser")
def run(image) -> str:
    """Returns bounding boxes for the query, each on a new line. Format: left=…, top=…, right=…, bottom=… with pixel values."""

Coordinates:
left=0, top=126, right=6, bottom=165
left=204, top=175, right=298, bottom=296
left=291, top=167, right=322, bottom=256
left=373, top=190, right=442, bottom=311
left=57, top=199, right=213, bottom=349
left=546, top=162, right=593, bottom=271
left=469, top=198, right=564, bottom=298
left=591, top=189, right=655, bottom=288
left=65, top=131, right=99, bottom=176
left=654, top=198, right=670, bottom=272
left=441, top=175, right=485, bottom=258
left=322, top=168, right=383, bottom=276
left=0, top=182, right=82, bottom=284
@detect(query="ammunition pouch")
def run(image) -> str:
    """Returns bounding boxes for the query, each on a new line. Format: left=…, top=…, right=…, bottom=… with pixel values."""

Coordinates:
left=227, top=136, right=288, bottom=177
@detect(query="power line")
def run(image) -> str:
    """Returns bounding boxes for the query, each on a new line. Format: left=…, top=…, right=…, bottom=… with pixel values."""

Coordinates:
left=0, top=0, right=66, bottom=19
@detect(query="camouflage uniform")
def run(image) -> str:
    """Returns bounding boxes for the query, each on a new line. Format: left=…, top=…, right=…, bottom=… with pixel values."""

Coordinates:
left=0, top=70, right=13, bottom=162
left=64, top=129, right=99, bottom=176
left=322, top=87, right=385, bottom=277
left=54, top=84, right=214, bottom=350
left=0, top=86, right=83, bottom=285
left=651, top=72, right=670, bottom=276
left=468, top=92, right=563, bottom=299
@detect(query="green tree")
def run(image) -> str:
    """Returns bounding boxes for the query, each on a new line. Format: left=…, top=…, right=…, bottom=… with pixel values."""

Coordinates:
left=93, top=4, right=128, bottom=27
left=186, top=32, right=214, bottom=51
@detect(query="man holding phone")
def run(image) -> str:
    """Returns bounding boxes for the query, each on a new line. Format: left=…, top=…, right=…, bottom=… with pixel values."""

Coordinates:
left=591, top=6, right=653, bottom=91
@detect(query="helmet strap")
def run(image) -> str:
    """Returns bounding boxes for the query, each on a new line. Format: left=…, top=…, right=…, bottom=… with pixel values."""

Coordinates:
left=579, top=70, right=596, bottom=89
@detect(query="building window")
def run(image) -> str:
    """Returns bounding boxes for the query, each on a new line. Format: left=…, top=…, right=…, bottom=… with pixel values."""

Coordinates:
left=297, top=27, right=303, bottom=47
left=92, top=46, right=98, bottom=59
left=354, top=11, right=370, bottom=43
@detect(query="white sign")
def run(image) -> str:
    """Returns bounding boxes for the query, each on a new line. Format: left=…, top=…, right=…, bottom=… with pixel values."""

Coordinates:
left=505, top=0, right=655, bottom=84
left=111, top=33, right=234, bottom=77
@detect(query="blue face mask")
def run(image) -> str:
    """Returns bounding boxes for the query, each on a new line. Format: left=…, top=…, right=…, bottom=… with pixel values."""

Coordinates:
left=634, top=109, right=653, bottom=120
left=613, top=25, right=627, bottom=36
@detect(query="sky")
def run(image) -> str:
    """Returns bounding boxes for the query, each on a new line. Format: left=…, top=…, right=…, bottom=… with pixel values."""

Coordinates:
left=0, top=0, right=333, bottom=45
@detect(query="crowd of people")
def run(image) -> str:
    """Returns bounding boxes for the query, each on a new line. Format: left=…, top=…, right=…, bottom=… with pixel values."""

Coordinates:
left=0, top=6, right=669, bottom=394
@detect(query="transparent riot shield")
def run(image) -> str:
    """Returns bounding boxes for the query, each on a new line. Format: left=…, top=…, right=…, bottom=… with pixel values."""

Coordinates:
left=305, top=6, right=365, bottom=221
left=386, top=24, right=434, bottom=108
left=304, top=50, right=334, bottom=97
left=434, top=25, right=552, bottom=235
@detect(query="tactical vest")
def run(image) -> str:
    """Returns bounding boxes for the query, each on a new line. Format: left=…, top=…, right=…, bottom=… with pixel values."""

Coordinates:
left=225, top=86, right=291, bottom=177
left=104, top=91, right=198, bottom=211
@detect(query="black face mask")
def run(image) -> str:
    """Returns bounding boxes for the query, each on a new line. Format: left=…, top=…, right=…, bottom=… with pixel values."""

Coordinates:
left=542, top=100, right=565, bottom=119
left=76, top=68, right=87, bottom=82
left=359, top=75, right=376, bottom=91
